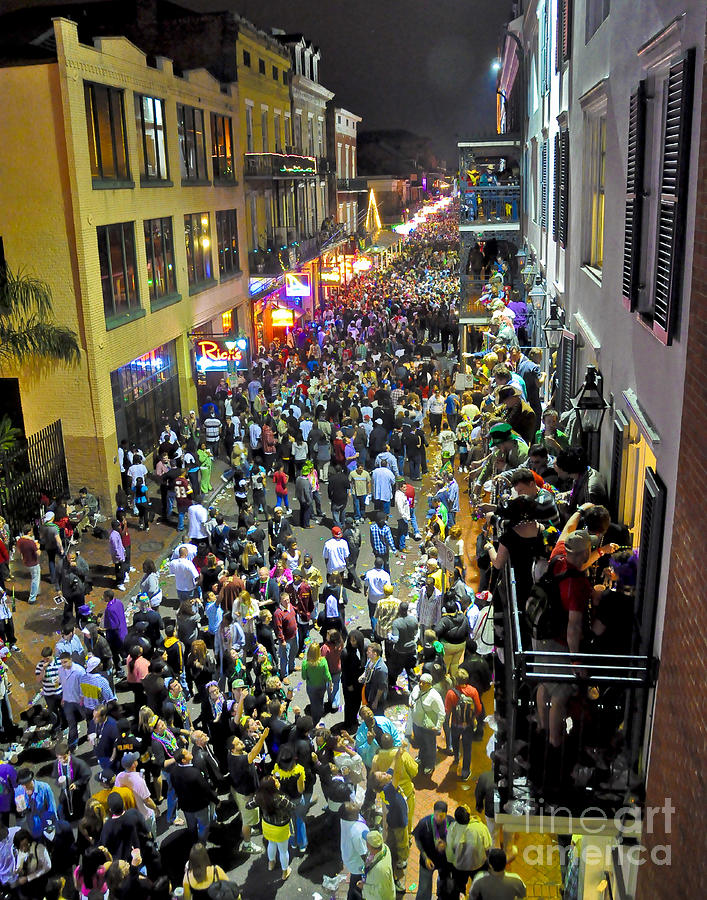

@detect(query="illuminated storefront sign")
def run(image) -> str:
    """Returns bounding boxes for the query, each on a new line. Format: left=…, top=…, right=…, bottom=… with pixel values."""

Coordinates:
left=195, top=337, right=249, bottom=371
left=279, top=156, right=316, bottom=175
left=285, top=272, right=311, bottom=297
left=321, top=267, right=341, bottom=283
left=271, top=309, right=294, bottom=327
left=352, top=257, right=372, bottom=273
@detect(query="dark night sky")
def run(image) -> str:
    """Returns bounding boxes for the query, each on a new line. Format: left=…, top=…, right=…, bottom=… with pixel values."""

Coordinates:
left=189, top=0, right=511, bottom=165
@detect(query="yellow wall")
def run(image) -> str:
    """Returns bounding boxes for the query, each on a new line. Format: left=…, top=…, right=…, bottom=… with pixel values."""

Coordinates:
left=0, top=18, right=251, bottom=506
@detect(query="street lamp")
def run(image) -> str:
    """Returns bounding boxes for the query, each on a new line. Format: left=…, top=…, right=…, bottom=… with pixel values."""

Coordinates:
left=543, top=302, right=564, bottom=349
left=528, top=277, right=546, bottom=311
left=571, top=365, right=609, bottom=435
left=491, top=58, right=502, bottom=72
left=516, top=246, right=528, bottom=267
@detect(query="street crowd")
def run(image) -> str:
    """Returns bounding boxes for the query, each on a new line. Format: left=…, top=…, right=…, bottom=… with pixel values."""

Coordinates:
left=0, top=197, right=638, bottom=900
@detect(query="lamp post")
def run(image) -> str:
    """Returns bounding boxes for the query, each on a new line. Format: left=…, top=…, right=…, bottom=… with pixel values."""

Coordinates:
left=528, top=277, right=547, bottom=346
left=571, top=365, right=609, bottom=468
left=543, top=302, right=564, bottom=349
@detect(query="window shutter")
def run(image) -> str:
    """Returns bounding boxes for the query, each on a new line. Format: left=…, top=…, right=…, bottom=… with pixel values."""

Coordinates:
left=559, top=129, right=569, bottom=247
left=557, top=331, right=575, bottom=414
left=633, top=468, right=666, bottom=656
left=561, top=0, right=572, bottom=64
left=552, top=132, right=560, bottom=242
left=621, top=84, right=646, bottom=311
left=652, top=49, right=695, bottom=344
left=609, top=410, right=628, bottom=521
left=541, top=140, right=548, bottom=229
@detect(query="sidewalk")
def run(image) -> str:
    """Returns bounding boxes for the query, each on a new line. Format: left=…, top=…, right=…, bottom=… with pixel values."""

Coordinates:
left=4, top=458, right=232, bottom=714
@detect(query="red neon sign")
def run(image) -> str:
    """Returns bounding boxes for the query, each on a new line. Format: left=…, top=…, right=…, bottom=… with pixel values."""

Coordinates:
left=194, top=338, right=249, bottom=371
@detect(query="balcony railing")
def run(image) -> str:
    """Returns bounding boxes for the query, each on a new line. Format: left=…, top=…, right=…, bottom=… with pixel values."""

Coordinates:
left=248, top=224, right=348, bottom=275
left=244, top=152, right=320, bottom=180
left=337, top=177, right=369, bottom=192
left=460, top=184, right=521, bottom=225
left=491, top=558, right=656, bottom=821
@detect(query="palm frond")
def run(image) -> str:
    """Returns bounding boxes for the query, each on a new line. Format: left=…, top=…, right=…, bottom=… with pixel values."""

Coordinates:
left=0, top=265, right=53, bottom=318
left=0, top=320, right=81, bottom=365
left=0, top=416, right=22, bottom=453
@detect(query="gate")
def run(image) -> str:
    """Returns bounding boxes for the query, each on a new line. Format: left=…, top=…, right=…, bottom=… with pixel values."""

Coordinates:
left=0, top=420, right=69, bottom=538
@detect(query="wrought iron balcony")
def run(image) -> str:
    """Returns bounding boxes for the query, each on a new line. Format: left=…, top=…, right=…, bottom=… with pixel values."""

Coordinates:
left=491, top=560, right=656, bottom=822
left=244, top=152, right=319, bottom=180
left=459, top=184, right=521, bottom=226
left=337, top=177, right=369, bottom=192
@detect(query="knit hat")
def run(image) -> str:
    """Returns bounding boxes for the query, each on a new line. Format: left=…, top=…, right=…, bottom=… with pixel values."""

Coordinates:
left=366, top=830, right=384, bottom=848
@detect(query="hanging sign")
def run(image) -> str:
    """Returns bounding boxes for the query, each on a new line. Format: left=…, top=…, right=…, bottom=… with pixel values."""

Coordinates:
left=195, top=337, right=249, bottom=371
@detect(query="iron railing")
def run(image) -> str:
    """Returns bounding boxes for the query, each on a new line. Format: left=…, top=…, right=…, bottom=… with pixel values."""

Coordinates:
left=460, top=185, right=521, bottom=225
left=0, top=420, right=69, bottom=538
left=337, top=177, right=369, bottom=192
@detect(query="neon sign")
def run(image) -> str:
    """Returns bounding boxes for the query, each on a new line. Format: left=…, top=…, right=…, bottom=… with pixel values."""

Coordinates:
left=195, top=337, right=249, bottom=371
left=285, top=272, right=311, bottom=297
left=272, top=309, right=294, bottom=327
left=321, top=267, right=341, bottom=283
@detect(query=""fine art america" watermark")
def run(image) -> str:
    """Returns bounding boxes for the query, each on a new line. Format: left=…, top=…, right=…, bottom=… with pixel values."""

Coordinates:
left=518, top=800, right=675, bottom=867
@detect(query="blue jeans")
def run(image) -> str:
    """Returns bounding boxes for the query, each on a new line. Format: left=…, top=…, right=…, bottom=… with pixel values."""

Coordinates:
left=331, top=504, right=346, bottom=527
left=397, top=455, right=405, bottom=475
left=63, top=701, right=84, bottom=750
left=185, top=806, right=212, bottom=840
left=374, top=499, right=391, bottom=515
left=177, top=588, right=195, bottom=602
left=450, top=725, right=473, bottom=778
left=352, top=494, right=365, bottom=520
left=267, top=838, right=290, bottom=870
left=328, top=673, right=341, bottom=709
left=397, top=519, right=409, bottom=551
left=177, top=510, right=185, bottom=531
left=447, top=509, right=457, bottom=528
left=410, top=509, right=420, bottom=536
left=164, top=772, right=178, bottom=824
left=27, top=564, right=41, bottom=603
left=167, top=491, right=176, bottom=515
left=307, top=683, right=327, bottom=724
left=416, top=862, right=434, bottom=900
left=409, top=457, right=421, bottom=480
left=279, top=636, right=297, bottom=678
left=290, top=794, right=309, bottom=850
left=276, top=494, right=289, bottom=509
left=413, top=725, right=438, bottom=772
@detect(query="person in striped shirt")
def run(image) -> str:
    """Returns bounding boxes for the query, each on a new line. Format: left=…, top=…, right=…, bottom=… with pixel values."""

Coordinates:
left=34, top=647, right=62, bottom=733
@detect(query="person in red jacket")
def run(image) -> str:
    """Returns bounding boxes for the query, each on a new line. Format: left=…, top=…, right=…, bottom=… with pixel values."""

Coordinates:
left=444, top=668, right=482, bottom=781
left=273, top=594, right=297, bottom=679
left=273, top=464, right=290, bottom=512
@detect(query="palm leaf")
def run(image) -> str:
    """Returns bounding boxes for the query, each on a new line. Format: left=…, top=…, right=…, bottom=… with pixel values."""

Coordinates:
left=0, top=416, right=22, bottom=453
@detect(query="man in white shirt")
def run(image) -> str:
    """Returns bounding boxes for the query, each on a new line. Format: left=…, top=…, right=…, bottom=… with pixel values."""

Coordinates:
left=363, top=558, right=392, bottom=625
left=127, top=454, right=148, bottom=514
left=322, top=526, right=350, bottom=575
left=115, top=752, right=157, bottom=835
left=169, top=547, right=199, bottom=601
left=171, top=541, right=198, bottom=561
left=187, top=501, right=209, bottom=544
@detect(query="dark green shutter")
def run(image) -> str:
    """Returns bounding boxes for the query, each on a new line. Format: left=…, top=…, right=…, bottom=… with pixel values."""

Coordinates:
left=621, top=84, right=646, bottom=311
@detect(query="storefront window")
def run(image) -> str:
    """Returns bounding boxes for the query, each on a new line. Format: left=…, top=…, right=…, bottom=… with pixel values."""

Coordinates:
left=110, top=340, right=181, bottom=451
left=184, top=212, right=213, bottom=286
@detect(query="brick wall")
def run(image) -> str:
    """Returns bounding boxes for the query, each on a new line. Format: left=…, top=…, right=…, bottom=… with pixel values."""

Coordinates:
left=637, top=37, right=707, bottom=900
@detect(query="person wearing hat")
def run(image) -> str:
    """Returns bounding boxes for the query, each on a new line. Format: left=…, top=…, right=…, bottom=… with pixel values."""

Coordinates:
left=411, top=673, right=446, bottom=775
left=13, top=768, right=57, bottom=842
left=79, top=656, right=115, bottom=723
left=40, top=510, right=64, bottom=590
left=496, top=384, right=536, bottom=445
left=472, top=423, right=529, bottom=496
left=115, top=752, right=158, bottom=836
left=358, top=828, right=395, bottom=900
left=323, top=526, right=350, bottom=576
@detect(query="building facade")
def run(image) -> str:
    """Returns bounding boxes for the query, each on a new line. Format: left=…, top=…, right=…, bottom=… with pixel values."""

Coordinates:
left=329, top=106, right=366, bottom=236
left=0, top=16, right=249, bottom=507
left=493, top=0, right=706, bottom=897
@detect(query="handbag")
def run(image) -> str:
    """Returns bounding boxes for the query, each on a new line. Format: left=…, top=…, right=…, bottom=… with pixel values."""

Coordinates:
left=206, top=868, right=241, bottom=900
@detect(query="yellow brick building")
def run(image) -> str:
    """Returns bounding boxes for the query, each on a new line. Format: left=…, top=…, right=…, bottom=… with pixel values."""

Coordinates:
left=0, top=17, right=250, bottom=508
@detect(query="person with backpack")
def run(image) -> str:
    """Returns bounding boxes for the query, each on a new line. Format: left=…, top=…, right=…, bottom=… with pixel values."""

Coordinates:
left=182, top=841, right=234, bottom=899
left=444, top=669, right=483, bottom=782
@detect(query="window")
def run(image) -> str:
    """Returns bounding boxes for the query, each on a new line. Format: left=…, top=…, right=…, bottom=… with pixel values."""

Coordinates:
left=556, top=0, right=572, bottom=70
left=539, top=3, right=550, bottom=95
left=258, top=58, right=266, bottom=75
left=84, top=82, right=130, bottom=183
left=584, top=113, right=606, bottom=271
left=274, top=112, right=282, bottom=152
left=294, top=112, right=302, bottom=151
left=210, top=114, right=234, bottom=181
left=307, top=117, right=314, bottom=155
left=540, top=139, right=549, bottom=229
left=272, top=65, right=278, bottom=81
left=261, top=108, right=269, bottom=153
left=245, top=105, right=254, bottom=153
left=143, top=217, right=177, bottom=303
left=553, top=127, right=569, bottom=246
left=97, top=223, right=140, bottom=323
left=317, top=119, right=324, bottom=156
left=623, top=49, right=695, bottom=344
left=216, top=209, right=240, bottom=277
left=284, top=113, right=291, bottom=149
left=248, top=194, right=258, bottom=250
left=177, top=104, right=208, bottom=181
left=585, top=0, right=609, bottom=42
left=243, top=49, right=251, bottom=67
left=135, top=95, right=168, bottom=181
left=184, top=213, right=213, bottom=286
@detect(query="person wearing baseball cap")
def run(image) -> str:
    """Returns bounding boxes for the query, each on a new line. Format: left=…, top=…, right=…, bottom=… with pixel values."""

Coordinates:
left=356, top=829, right=395, bottom=898
left=473, top=423, right=529, bottom=497
left=323, top=526, right=350, bottom=576
left=115, top=752, right=157, bottom=833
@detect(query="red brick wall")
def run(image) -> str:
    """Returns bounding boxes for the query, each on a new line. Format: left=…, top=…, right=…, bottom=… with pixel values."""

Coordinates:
left=637, top=37, right=707, bottom=900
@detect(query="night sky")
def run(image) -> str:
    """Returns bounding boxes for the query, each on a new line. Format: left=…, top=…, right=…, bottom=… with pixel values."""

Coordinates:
left=190, top=0, right=512, bottom=164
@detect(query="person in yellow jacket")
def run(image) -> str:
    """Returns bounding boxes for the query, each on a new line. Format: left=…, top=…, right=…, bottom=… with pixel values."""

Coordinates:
left=371, top=735, right=418, bottom=838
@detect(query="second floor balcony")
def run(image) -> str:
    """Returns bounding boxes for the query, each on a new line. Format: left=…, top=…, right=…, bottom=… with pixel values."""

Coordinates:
left=244, top=152, right=328, bottom=180
left=460, top=184, right=521, bottom=227
left=337, top=177, right=368, bottom=193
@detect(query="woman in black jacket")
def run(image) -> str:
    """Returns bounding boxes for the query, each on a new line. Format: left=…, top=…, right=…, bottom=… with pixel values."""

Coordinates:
left=340, top=629, right=367, bottom=731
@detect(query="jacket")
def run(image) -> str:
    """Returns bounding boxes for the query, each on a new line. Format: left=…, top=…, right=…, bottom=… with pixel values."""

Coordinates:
left=170, top=763, right=218, bottom=812
left=412, top=687, right=445, bottom=731
left=435, top=611, right=470, bottom=645
left=362, top=845, right=396, bottom=900
left=247, top=792, right=294, bottom=827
